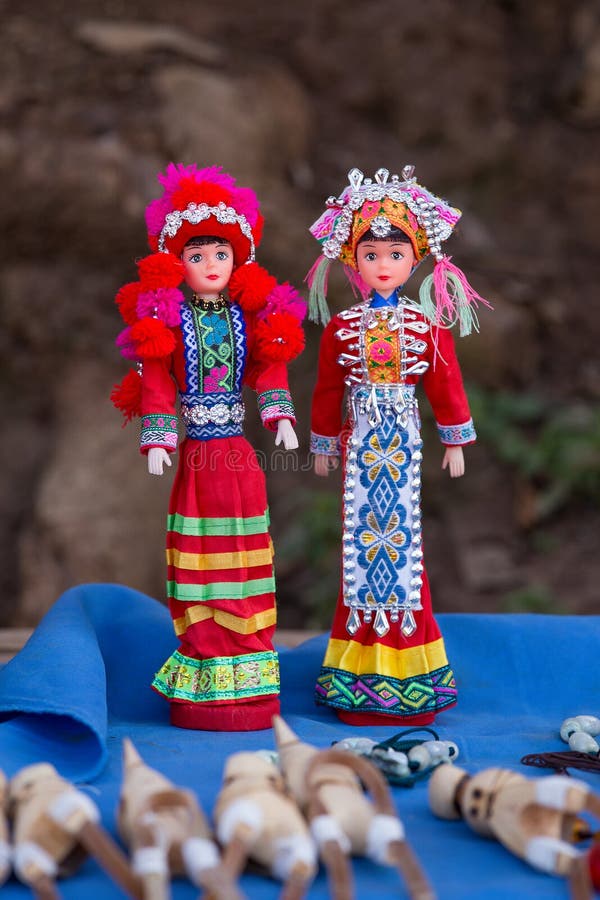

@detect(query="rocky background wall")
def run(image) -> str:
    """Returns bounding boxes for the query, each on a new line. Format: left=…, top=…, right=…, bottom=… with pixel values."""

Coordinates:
left=2, top=0, right=599, bottom=627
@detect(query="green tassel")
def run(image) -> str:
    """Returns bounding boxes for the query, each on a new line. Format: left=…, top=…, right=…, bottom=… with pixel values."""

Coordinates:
left=307, top=256, right=332, bottom=326
left=418, top=274, right=437, bottom=326
left=418, top=271, right=480, bottom=336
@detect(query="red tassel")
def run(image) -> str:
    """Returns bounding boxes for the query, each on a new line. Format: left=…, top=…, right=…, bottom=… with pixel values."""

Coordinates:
left=254, top=312, right=305, bottom=363
left=110, top=368, right=142, bottom=424
left=229, top=262, right=277, bottom=311
left=130, top=317, right=176, bottom=359
left=137, top=252, right=184, bottom=289
left=115, top=281, right=144, bottom=326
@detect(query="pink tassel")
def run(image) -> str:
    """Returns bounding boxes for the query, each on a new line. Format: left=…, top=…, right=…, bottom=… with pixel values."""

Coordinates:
left=433, top=256, right=491, bottom=322
left=344, top=265, right=371, bottom=299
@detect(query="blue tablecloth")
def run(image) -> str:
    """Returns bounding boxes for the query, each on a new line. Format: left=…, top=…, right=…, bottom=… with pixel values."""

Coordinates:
left=0, top=583, right=598, bottom=898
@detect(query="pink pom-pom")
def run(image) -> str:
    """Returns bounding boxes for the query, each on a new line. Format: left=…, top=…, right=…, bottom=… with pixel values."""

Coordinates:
left=261, top=283, right=307, bottom=322
left=230, top=186, right=260, bottom=227
left=136, top=287, right=185, bottom=327
left=115, top=327, right=138, bottom=361
left=157, top=163, right=237, bottom=196
left=145, top=196, right=171, bottom=236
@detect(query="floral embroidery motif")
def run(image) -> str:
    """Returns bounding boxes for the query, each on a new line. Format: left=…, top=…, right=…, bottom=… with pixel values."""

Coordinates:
left=437, top=419, right=476, bottom=445
left=365, top=317, right=401, bottom=383
left=257, top=389, right=295, bottom=426
left=153, top=648, right=280, bottom=702
left=204, top=364, right=229, bottom=393
left=203, top=313, right=230, bottom=347
left=140, top=413, right=178, bottom=451
left=192, top=304, right=235, bottom=394
left=310, top=432, right=339, bottom=456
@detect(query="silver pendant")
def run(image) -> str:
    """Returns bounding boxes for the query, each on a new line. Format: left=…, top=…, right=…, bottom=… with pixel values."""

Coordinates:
left=346, top=608, right=361, bottom=636
left=401, top=610, right=417, bottom=637
left=374, top=607, right=390, bottom=638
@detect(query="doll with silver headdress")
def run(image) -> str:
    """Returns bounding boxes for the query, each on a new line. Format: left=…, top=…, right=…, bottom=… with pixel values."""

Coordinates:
left=307, top=166, right=488, bottom=727
left=111, top=164, right=305, bottom=732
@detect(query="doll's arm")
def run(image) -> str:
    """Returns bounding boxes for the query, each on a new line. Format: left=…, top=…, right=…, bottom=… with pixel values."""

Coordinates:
left=140, top=353, right=179, bottom=469
left=422, top=326, right=475, bottom=477
left=310, top=318, right=347, bottom=471
left=275, top=418, right=299, bottom=450
left=442, top=446, right=465, bottom=478
left=314, top=453, right=340, bottom=476
left=244, top=318, right=298, bottom=443
left=147, top=447, right=173, bottom=476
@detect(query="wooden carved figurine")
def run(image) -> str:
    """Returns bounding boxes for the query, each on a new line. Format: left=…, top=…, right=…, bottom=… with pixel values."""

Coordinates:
left=0, top=769, right=10, bottom=887
left=9, top=762, right=141, bottom=900
left=273, top=715, right=435, bottom=900
left=213, top=751, right=317, bottom=900
left=117, top=739, right=241, bottom=900
left=429, top=763, right=600, bottom=900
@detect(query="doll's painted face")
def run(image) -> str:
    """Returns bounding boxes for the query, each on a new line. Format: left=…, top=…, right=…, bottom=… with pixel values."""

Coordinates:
left=182, top=238, right=234, bottom=298
left=356, top=237, right=416, bottom=297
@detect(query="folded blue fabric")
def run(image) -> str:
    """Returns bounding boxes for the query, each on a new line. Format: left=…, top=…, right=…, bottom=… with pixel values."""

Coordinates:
left=0, top=584, right=599, bottom=898
left=0, top=583, right=173, bottom=780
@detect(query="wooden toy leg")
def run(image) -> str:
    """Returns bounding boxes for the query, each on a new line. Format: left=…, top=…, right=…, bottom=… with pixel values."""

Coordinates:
left=31, top=874, right=61, bottom=900
left=220, top=827, right=253, bottom=880
left=387, top=840, right=436, bottom=900
left=568, top=853, right=593, bottom=900
left=319, top=839, right=354, bottom=900
left=77, top=820, right=143, bottom=899
left=279, top=863, right=313, bottom=900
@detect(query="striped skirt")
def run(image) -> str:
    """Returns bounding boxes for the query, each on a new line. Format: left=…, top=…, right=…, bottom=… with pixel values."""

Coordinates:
left=152, top=436, right=280, bottom=730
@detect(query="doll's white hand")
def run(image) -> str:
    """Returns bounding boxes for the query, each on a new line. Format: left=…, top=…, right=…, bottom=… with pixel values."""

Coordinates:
left=442, top=446, right=465, bottom=478
left=148, top=447, right=172, bottom=476
left=275, top=418, right=299, bottom=451
left=314, top=454, right=339, bottom=477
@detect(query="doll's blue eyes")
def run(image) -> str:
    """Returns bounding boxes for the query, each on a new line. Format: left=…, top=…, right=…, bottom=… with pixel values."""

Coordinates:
left=188, top=251, right=229, bottom=263
left=364, top=251, right=404, bottom=261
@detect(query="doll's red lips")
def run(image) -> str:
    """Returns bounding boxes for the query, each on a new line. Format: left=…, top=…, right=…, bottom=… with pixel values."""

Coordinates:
left=378, top=275, right=391, bottom=281
left=206, top=275, right=220, bottom=280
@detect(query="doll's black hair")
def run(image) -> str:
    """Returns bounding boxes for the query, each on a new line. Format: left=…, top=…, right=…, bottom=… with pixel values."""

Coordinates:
left=357, top=227, right=412, bottom=244
left=183, top=235, right=232, bottom=249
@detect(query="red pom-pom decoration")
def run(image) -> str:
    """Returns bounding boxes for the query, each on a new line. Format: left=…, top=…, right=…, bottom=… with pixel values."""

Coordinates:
left=110, top=368, right=142, bottom=423
left=115, top=281, right=144, bottom=326
left=137, top=252, right=184, bottom=289
left=254, top=311, right=305, bottom=363
left=228, top=263, right=277, bottom=312
left=130, top=317, right=176, bottom=359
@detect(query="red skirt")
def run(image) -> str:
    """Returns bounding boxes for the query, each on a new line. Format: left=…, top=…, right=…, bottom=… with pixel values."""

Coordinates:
left=152, top=436, right=280, bottom=731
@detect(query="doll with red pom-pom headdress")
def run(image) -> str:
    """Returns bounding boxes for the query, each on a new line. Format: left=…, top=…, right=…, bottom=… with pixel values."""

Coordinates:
left=307, top=166, right=490, bottom=727
left=111, top=163, right=305, bottom=731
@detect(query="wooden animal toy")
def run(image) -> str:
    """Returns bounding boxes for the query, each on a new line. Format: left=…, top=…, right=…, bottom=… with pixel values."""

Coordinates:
left=9, top=762, right=141, bottom=900
left=429, top=763, right=600, bottom=899
left=213, top=750, right=317, bottom=900
left=273, top=715, right=435, bottom=900
left=117, top=738, right=241, bottom=900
